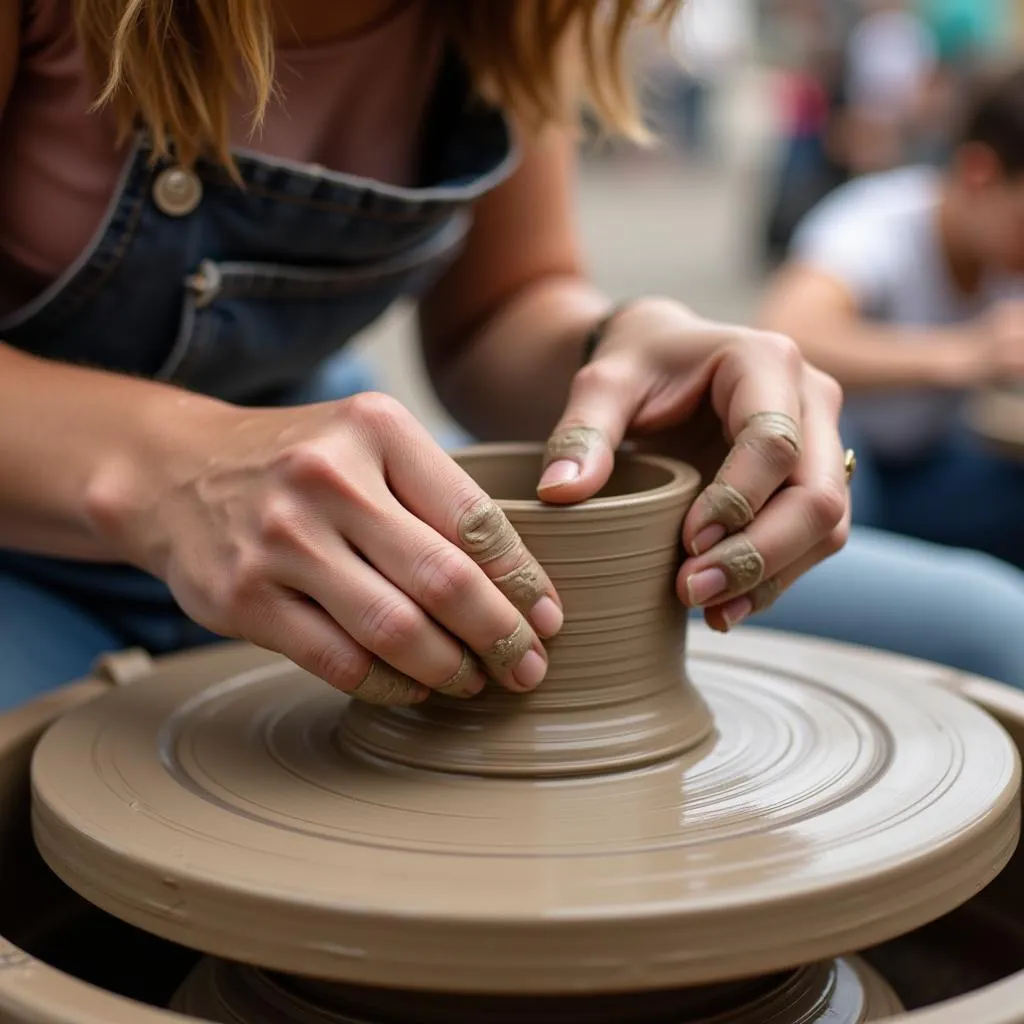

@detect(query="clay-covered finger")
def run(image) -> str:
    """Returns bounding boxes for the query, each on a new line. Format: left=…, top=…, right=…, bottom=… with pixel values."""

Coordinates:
left=433, top=649, right=489, bottom=699
left=362, top=407, right=563, bottom=640
left=703, top=527, right=845, bottom=633
left=536, top=351, right=647, bottom=503
left=685, top=336, right=804, bottom=556
left=239, top=589, right=430, bottom=706
left=340, top=494, right=550, bottom=694
left=273, top=536, right=488, bottom=699
left=681, top=477, right=845, bottom=611
left=456, top=497, right=562, bottom=632
left=682, top=533, right=767, bottom=608
left=687, top=410, right=803, bottom=556
left=680, top=385, right=847, bottom=610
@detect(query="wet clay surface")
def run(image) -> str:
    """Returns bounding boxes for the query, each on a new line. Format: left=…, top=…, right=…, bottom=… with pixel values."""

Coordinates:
left=29, top=630, right=1020, bottom=994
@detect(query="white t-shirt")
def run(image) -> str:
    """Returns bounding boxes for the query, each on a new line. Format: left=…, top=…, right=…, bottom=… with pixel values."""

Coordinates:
left=791, top=166, right=1024, bottom=459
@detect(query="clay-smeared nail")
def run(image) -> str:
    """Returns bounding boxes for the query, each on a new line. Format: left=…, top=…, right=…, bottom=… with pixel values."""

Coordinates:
left=529, top=595, right=564, bottom=638
left=513, top=649, right=547, bottom=691
left=721, top=596, right=753, bottom=631
left=691, top=524, right=726, bottom=556
left=435, top=651, right=487, bottom=699
left=687, top=567, right=727, bottom=607
left=538, top=459, right=580, bottom=490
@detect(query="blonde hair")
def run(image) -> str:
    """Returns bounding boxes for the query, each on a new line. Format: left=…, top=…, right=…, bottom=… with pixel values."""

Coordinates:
left=72, top=0, right=682, bottom=172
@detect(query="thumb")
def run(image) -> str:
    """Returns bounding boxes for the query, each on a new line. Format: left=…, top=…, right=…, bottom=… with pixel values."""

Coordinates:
left=537, top=359, right=646, bottom=504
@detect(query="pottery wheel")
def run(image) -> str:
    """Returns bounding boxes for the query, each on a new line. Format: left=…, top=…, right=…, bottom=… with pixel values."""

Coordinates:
left=30, top=636, right=1019, bottom=995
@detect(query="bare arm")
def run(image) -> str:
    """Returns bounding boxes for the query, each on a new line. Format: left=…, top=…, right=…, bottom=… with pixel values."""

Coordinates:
left=418, top=127, right=611, bottom=441
left=0, top=345, right=227, bottom=559
left=0, top=10, right=229, bottom=560
left=758, top=264, right=986, bottom=391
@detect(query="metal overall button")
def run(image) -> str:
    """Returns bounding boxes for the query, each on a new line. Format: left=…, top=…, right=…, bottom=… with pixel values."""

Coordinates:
left=153, top=166, right=203, bottom=217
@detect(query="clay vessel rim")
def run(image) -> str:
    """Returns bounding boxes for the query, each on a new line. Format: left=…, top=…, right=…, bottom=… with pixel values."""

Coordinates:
left=451, top=441, right=702, bottom=512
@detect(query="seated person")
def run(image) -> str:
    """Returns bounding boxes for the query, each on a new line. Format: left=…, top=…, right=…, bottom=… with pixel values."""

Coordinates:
left=760, top=65, right=1024, bottom=569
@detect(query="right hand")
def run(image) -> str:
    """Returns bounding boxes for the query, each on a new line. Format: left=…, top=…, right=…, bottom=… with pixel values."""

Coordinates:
left=981, top=301, right=1024, bottom=383
left=94, top=392, right=563, bottom=706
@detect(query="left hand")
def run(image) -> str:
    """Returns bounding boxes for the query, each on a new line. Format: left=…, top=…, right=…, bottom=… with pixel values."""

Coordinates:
left=536, top=298, right=850, bottom=632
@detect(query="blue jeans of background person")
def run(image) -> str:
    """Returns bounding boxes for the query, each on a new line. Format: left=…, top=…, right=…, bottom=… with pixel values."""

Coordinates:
left=845, top=416, right=1024, bottom=570
left=4, top=349, right=1024, bottom=711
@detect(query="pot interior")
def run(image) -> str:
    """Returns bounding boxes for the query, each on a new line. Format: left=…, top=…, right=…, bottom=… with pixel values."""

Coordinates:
left=453, top=448, right=676, bottom=503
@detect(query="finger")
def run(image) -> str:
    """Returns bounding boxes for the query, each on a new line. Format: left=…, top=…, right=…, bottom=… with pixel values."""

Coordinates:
left=703, top=514, right=849, bottom=633
left=679, top=372, right=847, bottom=608
left=684, top=336, right=804, bottom=556
left=537, top=353, right=650, bottom=503
left=239, top=588, right=430, bottom=706
left=342, top=502, right=548, bottom=694
left=353, top=399, right=564, bottom=640
left=273, top=538, right=489, bottom=699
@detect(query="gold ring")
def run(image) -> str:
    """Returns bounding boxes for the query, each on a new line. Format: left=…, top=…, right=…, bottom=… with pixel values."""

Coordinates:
left=844, top=448, right=857, bottom=485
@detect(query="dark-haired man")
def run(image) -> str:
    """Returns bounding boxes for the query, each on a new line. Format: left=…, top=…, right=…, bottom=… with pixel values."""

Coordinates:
left=761, top=65, right=1024, bottom=568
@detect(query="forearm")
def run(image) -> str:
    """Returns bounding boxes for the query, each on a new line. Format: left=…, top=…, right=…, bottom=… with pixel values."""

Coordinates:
left=787, top=322, right=983, bottom=390
left=0, top=343, right=222, bottom=560
left=760, top=280, right=983, bottom=390
left=427, top=276, right=611, bottom=441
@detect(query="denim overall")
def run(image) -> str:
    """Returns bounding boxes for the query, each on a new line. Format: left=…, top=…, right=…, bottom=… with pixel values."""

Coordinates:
left=0, top=53, right=517, bottom=707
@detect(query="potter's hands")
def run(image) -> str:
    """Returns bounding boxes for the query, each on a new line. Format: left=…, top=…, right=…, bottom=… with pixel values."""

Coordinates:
left=101, top=393, right=562, bottom=704
left=537, top=298, right=849, bottom=632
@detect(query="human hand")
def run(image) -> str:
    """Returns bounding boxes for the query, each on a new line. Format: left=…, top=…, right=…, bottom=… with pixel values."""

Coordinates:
left=982, top=301, right=1024, bottom=383
left=95, top=393, right=562, bottom=704
left=536, top=298, right=850, bottom=632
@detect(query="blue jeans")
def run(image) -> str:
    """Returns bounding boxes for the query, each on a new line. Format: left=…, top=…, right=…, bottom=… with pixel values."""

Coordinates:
left=846, top=417, right=1024, bottom=569
left=4, top=353, right=1024, bottom=710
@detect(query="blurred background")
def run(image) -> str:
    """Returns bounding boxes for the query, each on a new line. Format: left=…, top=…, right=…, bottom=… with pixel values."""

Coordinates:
left=349, top=0, right=1024, bottom=440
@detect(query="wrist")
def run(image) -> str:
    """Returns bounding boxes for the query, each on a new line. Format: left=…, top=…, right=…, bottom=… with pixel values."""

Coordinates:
left=582, top=296, right=704, bottom=365
left=83, top=387, right=235, bottom=569
left=928, top=332, right=992, bottom=389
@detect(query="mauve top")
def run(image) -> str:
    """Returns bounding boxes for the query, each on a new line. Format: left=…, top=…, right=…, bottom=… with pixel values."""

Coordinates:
left=0, top=0, right=443, bottom=314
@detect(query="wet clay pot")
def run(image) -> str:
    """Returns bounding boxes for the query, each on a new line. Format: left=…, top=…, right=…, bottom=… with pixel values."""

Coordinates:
left=966, top=386, right=1024, bottom=461
left=0, top=444, right=1022, bottom=1022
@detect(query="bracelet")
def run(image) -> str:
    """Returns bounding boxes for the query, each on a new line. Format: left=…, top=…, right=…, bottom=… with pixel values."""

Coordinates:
left=582, top=301, right=634, bottom=365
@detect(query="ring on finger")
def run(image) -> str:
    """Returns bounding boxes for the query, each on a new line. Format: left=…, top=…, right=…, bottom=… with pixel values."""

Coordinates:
left=844, top=448, right=857, bottom=485
left=434, top=649, right=486, bottom=699
left=350, top=660, right=428, bottom=706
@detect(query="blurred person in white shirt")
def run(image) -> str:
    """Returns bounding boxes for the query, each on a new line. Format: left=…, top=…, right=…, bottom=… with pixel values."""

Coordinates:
left=761, top=65, right=1024, bottom=568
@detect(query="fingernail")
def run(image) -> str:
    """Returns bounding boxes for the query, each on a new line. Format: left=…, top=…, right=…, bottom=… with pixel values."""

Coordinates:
left=721, top=596, right=753, bottom=631
left=538, top=459, right=581, bottom=490
left=513, top=649, right=548, bottom=691
left=529, top=596, right=564, bottom=638
left=686, top=567, right=728, bottom=607
left=691, top=523, right=726, bottom=556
